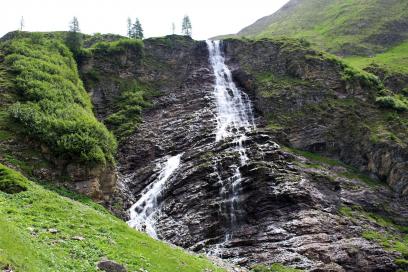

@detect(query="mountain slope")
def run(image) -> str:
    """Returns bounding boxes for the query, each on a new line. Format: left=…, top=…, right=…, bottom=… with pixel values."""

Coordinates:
left=0, top=163, right=225, bottom=272
left=237, top=0, right=408, bottom=56
left=1, top=30, right=407, bottom=271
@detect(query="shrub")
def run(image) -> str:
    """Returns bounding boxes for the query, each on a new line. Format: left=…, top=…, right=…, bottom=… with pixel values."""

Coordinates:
left=105, top=80, right=151, bottom=139
left=342, top=66, right=381, bottom=89
left=90, top=38, right=143, bottom=55
left=376, top=95, right=408, bottom=112
left=251, top=264, right=302, bottom=272
left=0, top=164, right=28, bottom=194
left=3, top=34, right=117, bottom=164
left=402, top=87, right=408, bottom=97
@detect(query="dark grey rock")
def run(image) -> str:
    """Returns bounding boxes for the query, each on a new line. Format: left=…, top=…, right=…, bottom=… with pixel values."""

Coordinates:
left=79, top=37, right=408, bottom=271
left=97, top=260, right=126, bottom=272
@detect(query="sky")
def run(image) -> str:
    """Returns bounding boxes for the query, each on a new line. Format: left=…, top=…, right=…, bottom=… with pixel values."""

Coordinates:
left=0, top=0, right=290, bottom=40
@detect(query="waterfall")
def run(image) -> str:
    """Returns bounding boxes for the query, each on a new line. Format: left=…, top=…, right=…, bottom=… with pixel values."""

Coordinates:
left=207, top=40, right=255, bottom=142
left=207, top=40, right=256, bottom=242
left=127, top=154, right=182, bottom=238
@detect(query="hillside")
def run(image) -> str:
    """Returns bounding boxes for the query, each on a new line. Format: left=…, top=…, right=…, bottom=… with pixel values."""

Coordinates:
left=230, top=0, right=408, bottom=98
left=236, top=0, right=408, bottom=56
left=0, top=28, right=408, bottom=271
left=0, top=163, right=225, bottom=272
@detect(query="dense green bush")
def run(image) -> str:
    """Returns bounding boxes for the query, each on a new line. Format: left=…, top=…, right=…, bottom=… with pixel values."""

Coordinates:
left=341, top=66, right=381, bottom=89
left=0, top=164, right=28, bottom=194
left=3, top=34, right=116, bottom=164
left=402, top=87, right=408, bottom=97
left=376, top=95, right=408, bottom=112
left=87, top=38, right=143, bottom=55
left=105, top=80, right=151, bottom=139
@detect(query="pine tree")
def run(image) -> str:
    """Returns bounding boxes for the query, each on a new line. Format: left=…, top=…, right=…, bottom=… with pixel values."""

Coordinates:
left=181, top=15, right=192, bottom=37
left=127, top=17, right=133, bottom=38
left=65, top=17, right=82, bottom=56
left=132, top=18, right=144, bottom=39
left=19, top=16, right=24, bottom=31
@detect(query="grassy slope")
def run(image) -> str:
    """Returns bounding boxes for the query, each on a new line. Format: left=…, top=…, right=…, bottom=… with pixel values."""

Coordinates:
left=234, top=0, right=408, bottom=79
left=0, top=163, right=224, bottom=272
left=344, top=41, right=408, bottom=74
left=238, top=0, right=408, bottom=55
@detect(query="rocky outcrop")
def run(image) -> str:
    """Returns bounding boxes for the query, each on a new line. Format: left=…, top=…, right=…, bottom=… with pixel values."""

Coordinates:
left=81, top=36, right=408, bottom=271
left=365, top=64, right=408, bottom=94
left=222, top=38, right=408, bottom=196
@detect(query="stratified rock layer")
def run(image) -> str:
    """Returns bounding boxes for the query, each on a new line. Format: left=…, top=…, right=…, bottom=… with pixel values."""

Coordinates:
left=80, top=36, right=408, bottom=271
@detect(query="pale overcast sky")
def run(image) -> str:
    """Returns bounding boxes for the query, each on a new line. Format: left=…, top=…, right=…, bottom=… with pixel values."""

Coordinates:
left=0, top=0, right=289, bottom=40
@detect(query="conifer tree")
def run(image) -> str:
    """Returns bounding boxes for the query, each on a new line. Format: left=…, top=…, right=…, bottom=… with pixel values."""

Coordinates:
left=65, top=17, right=82, bottom=56
left=181, top=15, right=192, bottom=37
left=132, top=18, right=144, bottom=39
left=20, top=16, right=24, bottom=31
left=127, top=17, right=133, bottom=38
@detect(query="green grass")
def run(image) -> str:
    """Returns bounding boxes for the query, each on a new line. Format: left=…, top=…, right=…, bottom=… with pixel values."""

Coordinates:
left=285, top=147, right=383, bottom=187
left=362, top=230, right=408, bottom=258
left=344, top=41, right=408, bottom=74
left=0, top=163, right=224, bottom=272
left=2, top=33, right=116, bottom=165
left=237, top=0, right=408, bottom=56
left=339, top=204, right=408, bottom=233
left=251, top=263, right=303, bottom=272
left=83, top=38, right=143, bottom=56
left=339, top=204, right=408, bottom=267
left=376, top=95, right=408, bottom=112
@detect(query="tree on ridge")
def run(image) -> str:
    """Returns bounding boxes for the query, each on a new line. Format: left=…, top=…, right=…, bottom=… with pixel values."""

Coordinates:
left=181, top=15, right=192, bottom=37
left=66, top=17, right=83, bottom=56
left=127, top=17, right=133, bottom=38
left=132, top=18, right=144, bottom=39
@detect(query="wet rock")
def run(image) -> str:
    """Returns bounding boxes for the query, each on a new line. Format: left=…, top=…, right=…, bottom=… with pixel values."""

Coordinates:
left=222, top=38, right=408, bottom=196
left=81, top=37, right=408, bottom=271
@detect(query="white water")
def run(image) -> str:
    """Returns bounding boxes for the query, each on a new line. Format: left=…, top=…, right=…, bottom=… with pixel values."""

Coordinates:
left=127, top=154, right=182, bottom=238
left=207, top=40, right=255, bottom=143
left=207, top=40, right=256, bottom=244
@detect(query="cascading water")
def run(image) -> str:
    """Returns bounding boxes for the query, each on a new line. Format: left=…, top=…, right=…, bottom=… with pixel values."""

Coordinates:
left=127, top=154, right=182, bottom=238
left=207, top=40, right=256, bottom=243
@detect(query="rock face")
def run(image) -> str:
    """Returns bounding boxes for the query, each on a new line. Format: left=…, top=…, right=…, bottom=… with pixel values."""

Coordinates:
left=365, top=64, right=408, bottom=94
left=80, top=36, right=408, bottom=271
left=222, top=38, right=408, bottom=196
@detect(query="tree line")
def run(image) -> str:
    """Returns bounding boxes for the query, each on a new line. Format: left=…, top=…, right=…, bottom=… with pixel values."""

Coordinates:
left=126, top=15, right=192, bottom=39
left=19, top=15, right=192, bottom=38
left=62, top=15, right=192, bottom=56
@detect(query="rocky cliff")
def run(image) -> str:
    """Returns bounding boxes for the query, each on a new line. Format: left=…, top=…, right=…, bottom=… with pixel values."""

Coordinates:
left=223, top=38, right=408, bottom=196
left=79, top=36, right=408, bottom=271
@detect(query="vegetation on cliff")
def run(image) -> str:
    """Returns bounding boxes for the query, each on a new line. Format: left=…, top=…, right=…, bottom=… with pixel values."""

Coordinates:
left=339, top=205, right=408, bottom=266
left=0, top=163, right=224, bottom=272
left=230, top=0, right=408, bottom=98
left=1, top=33, right=116, bottom=164
left=104, top=80, right=152, bottom=139
left=83, top=37, right=143, bottom=56
left=344, top=41, right=408, bottom=74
